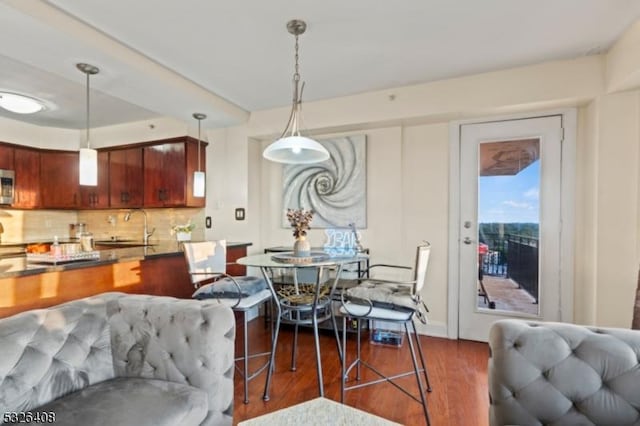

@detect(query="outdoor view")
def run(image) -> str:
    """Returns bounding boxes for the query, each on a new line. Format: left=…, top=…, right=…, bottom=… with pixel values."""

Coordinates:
left=477, top=139, right=540, bottom=315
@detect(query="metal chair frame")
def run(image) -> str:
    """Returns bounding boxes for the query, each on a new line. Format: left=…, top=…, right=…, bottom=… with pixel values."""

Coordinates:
left=183, top=240, right=274, bottom=404
left=336, top=241, right=433, bottom=425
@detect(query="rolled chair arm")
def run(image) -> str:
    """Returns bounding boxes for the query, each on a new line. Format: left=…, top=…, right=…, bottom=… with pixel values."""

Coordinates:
left=107, top=295, right=235, bottom=426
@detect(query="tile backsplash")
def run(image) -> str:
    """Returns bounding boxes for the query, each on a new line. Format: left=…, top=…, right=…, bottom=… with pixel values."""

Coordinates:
left=79, top=208, right=205, bottom=243
left=0, top=208, right=204, bottom=243
left=0, top=210, right=77, bottom=242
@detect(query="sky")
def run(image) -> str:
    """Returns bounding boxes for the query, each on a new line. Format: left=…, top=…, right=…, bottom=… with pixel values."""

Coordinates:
left=478, top=160, right=540, bottom=224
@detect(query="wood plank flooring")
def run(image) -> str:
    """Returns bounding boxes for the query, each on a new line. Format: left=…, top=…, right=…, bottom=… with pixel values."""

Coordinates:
left=233, top=319, right=490, bottom=425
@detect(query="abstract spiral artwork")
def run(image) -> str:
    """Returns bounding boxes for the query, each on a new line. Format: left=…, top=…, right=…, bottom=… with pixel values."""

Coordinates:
left=282, top=135, right=367, bottom=228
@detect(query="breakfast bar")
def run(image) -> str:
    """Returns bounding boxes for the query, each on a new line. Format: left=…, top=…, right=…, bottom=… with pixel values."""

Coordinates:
left=0, top=241, right=252, bottom=318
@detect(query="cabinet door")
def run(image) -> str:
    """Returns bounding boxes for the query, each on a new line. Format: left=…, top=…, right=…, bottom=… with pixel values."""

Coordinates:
left=13, top=147, right=40, bottom=209
left=109, top=148, right=143, bottom=208
left=79, top=151, right=109, bottom=208
left=143, top=142, right=186, bottom=207
left=40, top=151, right=79, bottom=208
left=0, top=145, right=14, bottom=170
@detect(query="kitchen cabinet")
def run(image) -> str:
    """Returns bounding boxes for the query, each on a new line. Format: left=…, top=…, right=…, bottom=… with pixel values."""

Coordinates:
left=144, top=137, right=206, bottom=208
left=144, top=141, right=186, bottom=207
left=109, top=147, right=143, bottom=208
left=40, top=151, right=79, bottom=208
left=0, top=145, right=13, bottom=170
left=79, top=151, right=109, bottom=208
left=0, top=136, right=206, bottom=210
left=13, top=147, right=40, bottom=208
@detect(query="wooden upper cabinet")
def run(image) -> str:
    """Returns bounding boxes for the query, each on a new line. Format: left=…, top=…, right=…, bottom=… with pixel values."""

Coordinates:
left=79, top=151, right=109, bottom=209
left=109, top=147, right=143, bottom=208
left=0, top=145, right=14, bottom=170
left=13, top=147, right=41, bottom=209
left=0, top=136, right=206, bottom=210
left=40, top=151, right=80, bottom=209
left=144, top=141, right=186, bottom=207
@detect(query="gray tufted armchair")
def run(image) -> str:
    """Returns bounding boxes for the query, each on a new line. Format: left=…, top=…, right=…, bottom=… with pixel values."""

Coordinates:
left=0, top=292, right=235, bottom=426
left=488, top=319, right=640, bottom=426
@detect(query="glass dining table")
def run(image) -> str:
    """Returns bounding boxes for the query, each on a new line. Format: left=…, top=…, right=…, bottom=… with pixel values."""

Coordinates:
left=237, top=251, right=368, bottom=400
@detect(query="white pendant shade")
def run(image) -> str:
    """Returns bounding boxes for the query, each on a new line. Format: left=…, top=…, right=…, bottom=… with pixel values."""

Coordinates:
left=193, top=171, right=206, bottom=197
left=79, top=147, right=98, bottom=186
left=263, top=135, right=330, bottom=164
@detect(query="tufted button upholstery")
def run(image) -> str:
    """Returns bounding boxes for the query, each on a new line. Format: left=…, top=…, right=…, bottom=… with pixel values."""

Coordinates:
left=488, top=319, right=640, bottom=426
left=0, top=292, right=235, bottom=426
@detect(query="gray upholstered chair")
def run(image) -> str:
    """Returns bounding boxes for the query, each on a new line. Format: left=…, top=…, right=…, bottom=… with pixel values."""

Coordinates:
left=488, top=319, right=640, bottom=426
left=337, top=241, right=433, bottom=425
left=0, top=293, right=235, bottom=426
left=183, top=240, right=273, bottom=404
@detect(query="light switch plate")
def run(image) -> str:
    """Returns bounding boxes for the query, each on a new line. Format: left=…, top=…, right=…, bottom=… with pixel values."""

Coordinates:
left=205, top=216, right=212, bottom=228
left=235, top=208, right=245, bottom=221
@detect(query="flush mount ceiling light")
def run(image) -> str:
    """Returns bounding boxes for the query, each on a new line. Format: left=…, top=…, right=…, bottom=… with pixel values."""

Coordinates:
left=0, top=92, right=45, bottom=114
left=77, top=62, right=99, bottom=186
left=263, top=19, right=329, bottom=164
left=193, top=112, right=206, bottom=197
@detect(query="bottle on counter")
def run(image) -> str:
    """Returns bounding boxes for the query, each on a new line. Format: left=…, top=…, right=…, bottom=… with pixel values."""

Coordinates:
left=80, top=232, right=94, bottom=252
left=51, top=236, right=62, bottom=257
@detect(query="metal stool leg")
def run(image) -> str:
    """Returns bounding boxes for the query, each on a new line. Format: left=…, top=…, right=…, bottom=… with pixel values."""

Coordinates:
left=411, top=321, right=432, bottom=392
left=291, top=322, right=299, bottom=371
left=242, top=311, right=249, bottom=404
left=405, top=322, right=431, bottom=426
left=341, top=315, right=347, bottom=403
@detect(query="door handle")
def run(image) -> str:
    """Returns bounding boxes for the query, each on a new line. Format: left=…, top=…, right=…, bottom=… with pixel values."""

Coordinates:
left=463, top=237, right=473, bottom=245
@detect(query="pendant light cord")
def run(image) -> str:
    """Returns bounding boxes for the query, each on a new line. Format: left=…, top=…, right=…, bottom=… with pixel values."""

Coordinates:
left=197, top=118, right=201, bottom=172
left=86, top=71, right=91, bottom=149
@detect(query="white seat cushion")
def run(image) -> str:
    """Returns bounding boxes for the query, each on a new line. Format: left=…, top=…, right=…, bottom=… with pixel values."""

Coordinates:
left=339, top=302, right=413, bottom=321
left=346, top=281, right=417, bottom=312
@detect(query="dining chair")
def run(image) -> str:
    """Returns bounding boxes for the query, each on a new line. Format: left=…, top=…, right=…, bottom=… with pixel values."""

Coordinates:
left=337, top=241, right=433, bottom=425
left=182, top=240, right=274, bottom=404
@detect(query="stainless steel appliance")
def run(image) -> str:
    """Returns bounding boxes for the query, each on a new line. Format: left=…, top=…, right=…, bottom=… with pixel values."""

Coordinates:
left=0, top=169, right=15, bottom=205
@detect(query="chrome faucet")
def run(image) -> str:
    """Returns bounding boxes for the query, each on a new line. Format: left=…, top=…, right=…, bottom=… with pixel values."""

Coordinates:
left=124, top=209, right=155, bottom=245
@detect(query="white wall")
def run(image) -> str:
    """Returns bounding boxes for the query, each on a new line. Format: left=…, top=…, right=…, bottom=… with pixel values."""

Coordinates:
left=3, top=36, right=640, bottom=332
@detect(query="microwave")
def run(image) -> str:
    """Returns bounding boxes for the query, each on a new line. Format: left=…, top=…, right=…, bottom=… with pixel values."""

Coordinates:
left=0, top=169, right=15, bottom=205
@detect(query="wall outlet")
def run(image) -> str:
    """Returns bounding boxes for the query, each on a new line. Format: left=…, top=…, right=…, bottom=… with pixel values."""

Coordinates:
left=235, top=208, right=245, bottom=221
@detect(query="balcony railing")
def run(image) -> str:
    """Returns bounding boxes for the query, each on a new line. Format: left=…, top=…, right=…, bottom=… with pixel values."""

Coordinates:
left=479, top=233, right=539, bottom=303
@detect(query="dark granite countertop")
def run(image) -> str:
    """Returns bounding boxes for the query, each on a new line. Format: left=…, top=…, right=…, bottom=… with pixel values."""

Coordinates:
left=0, top=241, right=252, bottom=279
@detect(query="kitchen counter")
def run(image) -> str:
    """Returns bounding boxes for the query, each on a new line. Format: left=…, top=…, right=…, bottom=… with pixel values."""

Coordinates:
left=0, top=241, right=252, bottom=279
left=0, top=241, right=252, bottom=318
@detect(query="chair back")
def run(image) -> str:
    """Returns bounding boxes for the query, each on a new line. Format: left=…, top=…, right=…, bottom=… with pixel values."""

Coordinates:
left=413, top=241, right=431, bottom=295
left=183, top=240, right=227, bottom=287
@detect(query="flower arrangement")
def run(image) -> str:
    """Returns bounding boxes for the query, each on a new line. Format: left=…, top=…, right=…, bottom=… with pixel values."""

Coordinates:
left=286, top=208, right=314, bottom=239
left=171, top=222, right=195, bottom=234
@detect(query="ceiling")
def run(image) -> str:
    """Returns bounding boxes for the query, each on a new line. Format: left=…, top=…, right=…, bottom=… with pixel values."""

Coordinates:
left=1, top=0, right=639, bottom=130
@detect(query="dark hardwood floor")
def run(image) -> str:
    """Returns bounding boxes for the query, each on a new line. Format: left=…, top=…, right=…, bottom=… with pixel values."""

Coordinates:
left=233, top=318, right=490, bottom=425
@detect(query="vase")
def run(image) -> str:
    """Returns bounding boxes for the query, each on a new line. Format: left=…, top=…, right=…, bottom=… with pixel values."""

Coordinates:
left=293, top=236, right=311, bottom=257
left=176, top=231, right=192, bottom=242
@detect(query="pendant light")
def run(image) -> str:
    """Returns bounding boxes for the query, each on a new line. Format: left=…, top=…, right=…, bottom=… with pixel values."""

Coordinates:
left=77, top=63, right=99, bottom=186
left=193, top=113, right=206, bottom=197
left=263, top=19, right=329, bottom=164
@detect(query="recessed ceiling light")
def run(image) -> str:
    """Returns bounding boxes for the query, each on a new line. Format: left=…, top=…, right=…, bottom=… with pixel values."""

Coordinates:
left=0, top=92, right=46, bottom=114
